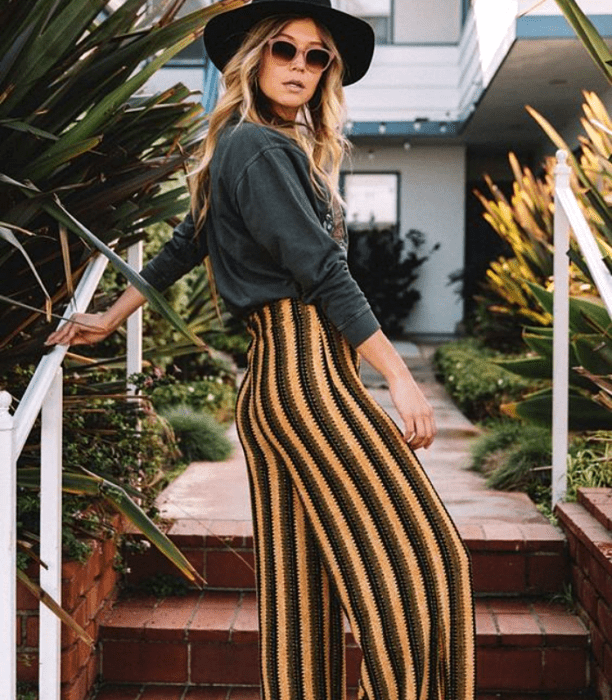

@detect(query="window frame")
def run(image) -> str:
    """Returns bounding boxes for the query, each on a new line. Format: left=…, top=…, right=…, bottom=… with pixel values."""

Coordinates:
left=340, top=170, right=401, bottom=232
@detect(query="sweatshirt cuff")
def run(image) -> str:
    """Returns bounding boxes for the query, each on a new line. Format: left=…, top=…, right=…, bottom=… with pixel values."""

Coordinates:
left=139, top=257, right=174, bottom=292
left=336, top=305, right=380, bottom=347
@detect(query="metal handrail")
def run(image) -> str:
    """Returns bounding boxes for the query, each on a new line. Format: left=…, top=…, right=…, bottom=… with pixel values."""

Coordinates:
left=0, top=252, right=109, bottom=700
left=13, top=253, right=110, bottom=453
left=552, top=149, right=612, bottom=506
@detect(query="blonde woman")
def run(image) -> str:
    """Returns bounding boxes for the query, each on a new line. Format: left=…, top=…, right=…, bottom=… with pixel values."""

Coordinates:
left=47, top=0, right=475, bottom=697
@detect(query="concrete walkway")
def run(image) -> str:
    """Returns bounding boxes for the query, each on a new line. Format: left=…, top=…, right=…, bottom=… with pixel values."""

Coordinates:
left=157, top=343, right=550, bottom=532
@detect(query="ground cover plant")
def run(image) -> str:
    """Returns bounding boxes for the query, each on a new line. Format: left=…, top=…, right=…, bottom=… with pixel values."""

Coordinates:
left=432, top=338, right=537, bottom=422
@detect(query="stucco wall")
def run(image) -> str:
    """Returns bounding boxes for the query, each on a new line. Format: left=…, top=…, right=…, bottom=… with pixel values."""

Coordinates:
left=393, top=0, right=461, bottom=44
left=345, top=143, right=466, bottom=336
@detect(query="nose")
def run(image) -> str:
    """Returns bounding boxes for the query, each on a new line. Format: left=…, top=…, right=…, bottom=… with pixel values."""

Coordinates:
left=290, top=49, right=307, bottom=70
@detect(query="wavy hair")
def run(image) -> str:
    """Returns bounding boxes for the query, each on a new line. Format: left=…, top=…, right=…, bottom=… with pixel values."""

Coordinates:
left=189, top=15, right=349, bottom=231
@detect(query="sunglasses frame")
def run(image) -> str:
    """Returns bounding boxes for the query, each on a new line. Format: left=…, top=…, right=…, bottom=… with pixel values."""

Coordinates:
left=266, top=37, right=335, bottom=73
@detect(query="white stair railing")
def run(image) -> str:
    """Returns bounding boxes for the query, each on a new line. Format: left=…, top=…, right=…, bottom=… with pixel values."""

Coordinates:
left=553, top=150, right=612, bottom=506
left=0, top=240, right=143, bottom=700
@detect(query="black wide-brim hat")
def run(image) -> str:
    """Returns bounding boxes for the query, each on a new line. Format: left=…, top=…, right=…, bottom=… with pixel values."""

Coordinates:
left=204, top=0, right=375, bottom=86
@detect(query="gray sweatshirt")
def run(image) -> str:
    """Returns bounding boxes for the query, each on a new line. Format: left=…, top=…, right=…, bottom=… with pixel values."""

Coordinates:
left=140, top=118, right=380, bottom=347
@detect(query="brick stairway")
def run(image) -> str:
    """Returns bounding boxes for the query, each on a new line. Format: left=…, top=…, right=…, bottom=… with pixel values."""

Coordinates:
left=93, top=345, right=593, bottom=700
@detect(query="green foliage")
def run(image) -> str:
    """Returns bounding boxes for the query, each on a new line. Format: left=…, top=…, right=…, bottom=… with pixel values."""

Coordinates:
left=17, top=682, right=37, bottom=700
left=0, top=0, right=248, bottom=365
left=347, top=227, right=440, bottom=337
left=485, top=430, right=552, bottom=492
left=566, top=433, right=612, bottom=500
left=148, top=375, right=237, bottom=425
left=553, top=0, right=612, bottom=84
left=160, top=405, right=233, bottom=462
left=497, top=286, right=612, bottom=430
left=470, top=421, right=612, bottom=518
left=472, top=152, right=592, bottom=346
left=432, top=338, right=536, bottom=421
left=95, top=201, right=228, bottom=373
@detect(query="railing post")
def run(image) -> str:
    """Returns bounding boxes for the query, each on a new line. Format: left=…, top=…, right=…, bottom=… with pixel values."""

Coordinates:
left=39, top=368, right=63, bottom=700
left=552, top=150, right=571, bottom=507
left=127, top=241, right=143, bottom=393
left=0, top=390, right=16, bottom=700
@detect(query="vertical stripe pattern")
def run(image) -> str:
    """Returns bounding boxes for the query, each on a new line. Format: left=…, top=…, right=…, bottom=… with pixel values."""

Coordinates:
left=236, top=298, right=475, bottom=700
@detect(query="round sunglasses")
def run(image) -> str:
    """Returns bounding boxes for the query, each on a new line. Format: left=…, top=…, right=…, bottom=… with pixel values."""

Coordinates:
left=266, top=38, right=334, bottom=73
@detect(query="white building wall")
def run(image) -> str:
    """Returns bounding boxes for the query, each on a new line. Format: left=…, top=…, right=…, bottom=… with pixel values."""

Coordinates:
left=393, top=0, right=461, bottom=44
left=346, top=144, right=466, bottom=335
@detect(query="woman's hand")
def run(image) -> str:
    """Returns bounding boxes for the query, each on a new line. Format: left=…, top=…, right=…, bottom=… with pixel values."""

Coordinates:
left=44, top=312, right=113, bottom=347
left=44, top=286, right=147, bottom=349
left=388, top=373, right=436, bottom=450
left=356, top=328, right=436, bottom=450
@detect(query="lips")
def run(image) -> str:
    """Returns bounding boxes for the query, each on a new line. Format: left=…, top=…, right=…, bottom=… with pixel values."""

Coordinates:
left=284, top=80, right=305, bottom=88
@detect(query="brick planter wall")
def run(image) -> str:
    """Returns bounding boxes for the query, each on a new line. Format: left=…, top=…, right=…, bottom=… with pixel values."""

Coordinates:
left=556, top=488, right=612, bottom=700
left=17, top=516, right=122, bottom=700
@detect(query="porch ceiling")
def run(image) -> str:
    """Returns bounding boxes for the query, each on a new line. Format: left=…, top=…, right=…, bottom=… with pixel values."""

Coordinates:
left=461, top=37, right=612, bottom=149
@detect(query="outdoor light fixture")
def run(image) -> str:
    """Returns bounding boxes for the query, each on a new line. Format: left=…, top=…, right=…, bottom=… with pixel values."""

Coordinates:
left=368, top=149, right=375, bottom=161
left=378, top=122, right=386, bottom=134
left=440, top=124, right=448, bottom=133
left=403, top=141, right=411, bottom=150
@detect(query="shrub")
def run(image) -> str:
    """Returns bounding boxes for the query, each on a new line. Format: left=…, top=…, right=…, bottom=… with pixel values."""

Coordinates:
left=433, top=338, right=535, bottom=421
left=160, top=405, right=233, bottom=462
left=470, top=421, right=612, bottom=519
left=147, top=375, right=237, bottom=425
left=347, top=227, right=439, bottom=337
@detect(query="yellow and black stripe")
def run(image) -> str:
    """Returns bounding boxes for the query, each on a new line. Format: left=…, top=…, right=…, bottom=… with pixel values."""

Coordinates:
left=236, top=298, right=475, bottom=700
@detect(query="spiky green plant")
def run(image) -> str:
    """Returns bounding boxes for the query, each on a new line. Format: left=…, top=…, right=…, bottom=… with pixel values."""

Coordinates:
left=0, top=0, right=249, bottom=633
left=0, top=0, right=245, bottom=365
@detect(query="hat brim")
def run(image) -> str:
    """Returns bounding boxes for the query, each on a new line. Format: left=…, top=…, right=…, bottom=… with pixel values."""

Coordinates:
left=203, top=1, right=374, bottom=86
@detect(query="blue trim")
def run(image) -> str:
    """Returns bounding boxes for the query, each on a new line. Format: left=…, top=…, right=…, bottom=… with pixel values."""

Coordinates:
left=344, top=120, right=459, bottom=137
left=202, top=56, right=219, bottom=114
left=517, top=14, right=612, bottom=38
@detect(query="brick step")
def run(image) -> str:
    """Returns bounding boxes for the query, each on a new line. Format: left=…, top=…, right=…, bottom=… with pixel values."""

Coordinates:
left=576, top=487, right=612, bottom=533
left=124, top=520, right=568, bottom=597
left=99, top=592, right=589, bottom=695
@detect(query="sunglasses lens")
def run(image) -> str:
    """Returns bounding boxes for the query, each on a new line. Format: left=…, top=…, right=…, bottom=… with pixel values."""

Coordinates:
left=306, top=49, right=331, bottom=70
left=270, top=40, right=297, bottom=63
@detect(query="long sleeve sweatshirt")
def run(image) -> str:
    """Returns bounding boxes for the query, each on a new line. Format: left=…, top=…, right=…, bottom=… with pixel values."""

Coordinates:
left=140, top=118, right=380, bottom=347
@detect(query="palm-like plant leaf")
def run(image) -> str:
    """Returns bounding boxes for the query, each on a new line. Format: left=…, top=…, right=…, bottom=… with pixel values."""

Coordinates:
left=17, top=569, right=94, bottom=646
left=0, top=0, right=247, bottom=363
left=18, top=467, right=205, bottom=587
left=554, top=0, right=612, bottom=83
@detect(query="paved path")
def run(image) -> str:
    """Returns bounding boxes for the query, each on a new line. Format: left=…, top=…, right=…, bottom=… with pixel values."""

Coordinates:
left=157, top=343, right=549, bottom=531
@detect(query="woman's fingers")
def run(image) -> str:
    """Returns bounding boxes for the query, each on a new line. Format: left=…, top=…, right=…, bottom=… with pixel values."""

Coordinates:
left=404, top=410, right=436, bottom=450
left=45, top=313, right=108, bottom=347
left=388, top=374, right=437, bottom=450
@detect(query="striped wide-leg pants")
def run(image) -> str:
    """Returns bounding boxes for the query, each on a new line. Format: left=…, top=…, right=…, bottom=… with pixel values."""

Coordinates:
left=236, top=299, right=475, bottom=700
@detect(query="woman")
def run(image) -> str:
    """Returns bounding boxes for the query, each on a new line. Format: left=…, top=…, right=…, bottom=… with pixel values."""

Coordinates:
left=47, top=1, right=475, bottom=697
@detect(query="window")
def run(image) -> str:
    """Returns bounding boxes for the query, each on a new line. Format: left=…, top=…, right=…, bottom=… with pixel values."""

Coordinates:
left=334, top=0, right=391, bottom=44
left=342, top=172, right=399, bottom=231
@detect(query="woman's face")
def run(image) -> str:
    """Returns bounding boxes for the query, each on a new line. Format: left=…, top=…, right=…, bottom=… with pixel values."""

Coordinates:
left=257, top=18, right=330, bottom=121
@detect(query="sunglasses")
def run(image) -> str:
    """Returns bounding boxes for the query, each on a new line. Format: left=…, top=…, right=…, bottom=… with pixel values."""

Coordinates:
left=266, top=38, right=334, bottom=73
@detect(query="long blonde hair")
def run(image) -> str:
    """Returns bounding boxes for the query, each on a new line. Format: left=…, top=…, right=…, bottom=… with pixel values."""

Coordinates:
left=189, top=14, right=349, bottom=231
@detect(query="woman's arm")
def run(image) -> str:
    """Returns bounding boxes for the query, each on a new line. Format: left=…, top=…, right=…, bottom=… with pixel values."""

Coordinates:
left=45, top=285, right=146, bottom=347
left=356, top=329, right=436, bottom=450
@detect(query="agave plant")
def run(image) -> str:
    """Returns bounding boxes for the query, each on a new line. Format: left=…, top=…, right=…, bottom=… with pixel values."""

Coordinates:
left=554, top=0, right=612, bottom=84
left=0, top=0, right=245, bottom=366
left=498, top=283, right=612, bottom=430
left=473, top=152, right=596, bottom=333
left=0, top=0, right=249, bottom=630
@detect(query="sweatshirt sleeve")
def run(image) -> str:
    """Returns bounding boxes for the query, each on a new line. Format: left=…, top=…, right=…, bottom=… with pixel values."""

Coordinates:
left=233, top=145, right=380, bottom=347
left=140, top=211, right=208, bottom=291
